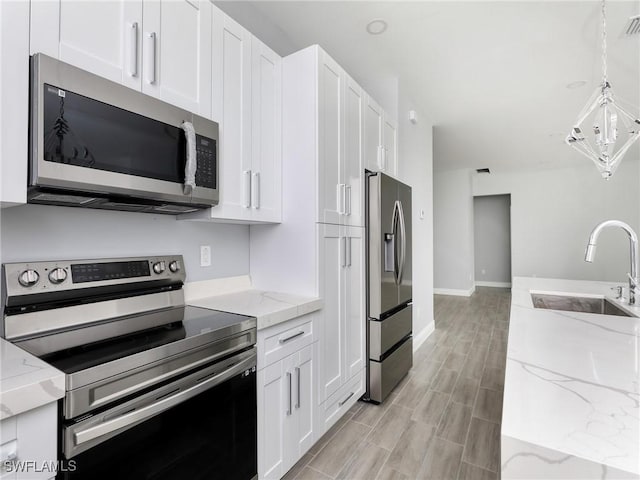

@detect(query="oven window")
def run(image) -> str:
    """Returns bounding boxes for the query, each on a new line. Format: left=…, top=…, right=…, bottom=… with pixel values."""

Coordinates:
left=59, top=370, right=257, bottom=480
left=42, top=84, right=185, bottom=184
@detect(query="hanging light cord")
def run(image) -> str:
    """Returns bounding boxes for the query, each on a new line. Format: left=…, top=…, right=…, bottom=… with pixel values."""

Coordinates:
left=601, top=0, right=607, bottom=87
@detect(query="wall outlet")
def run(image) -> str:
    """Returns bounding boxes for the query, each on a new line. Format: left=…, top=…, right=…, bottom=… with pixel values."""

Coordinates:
left=200, top=245, right=211, bottom=267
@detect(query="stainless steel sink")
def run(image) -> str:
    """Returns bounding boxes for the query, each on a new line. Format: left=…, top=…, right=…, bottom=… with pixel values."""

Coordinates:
left=531, top=293, right=635, bottom=317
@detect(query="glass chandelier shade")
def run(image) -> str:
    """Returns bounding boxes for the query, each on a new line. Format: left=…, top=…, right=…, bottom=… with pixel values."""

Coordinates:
left=565, top=0, right=640, bottom=179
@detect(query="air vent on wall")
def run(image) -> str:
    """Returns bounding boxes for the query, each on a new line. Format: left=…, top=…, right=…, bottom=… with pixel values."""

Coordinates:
left=623, top=15, right=640, bottom=36
left=476, top=168, right=491, bottom=174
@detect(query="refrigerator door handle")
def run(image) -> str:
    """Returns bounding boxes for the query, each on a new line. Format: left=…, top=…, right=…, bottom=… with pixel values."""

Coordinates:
left=385, top=201, right=401, bottom=284
left=397, top=200, right=407, bottom=285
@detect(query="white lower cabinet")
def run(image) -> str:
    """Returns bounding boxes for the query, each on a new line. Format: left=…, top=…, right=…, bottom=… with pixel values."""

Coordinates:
left=0, top=403, right=57, bottom=480
left=316, top=368, right=364, bottom=435
left=257, top=314, right=317, bottom=480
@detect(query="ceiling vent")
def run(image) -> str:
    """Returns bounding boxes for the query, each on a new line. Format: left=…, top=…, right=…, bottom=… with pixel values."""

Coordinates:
left=623, top=15, right=640, bottom=36
left=476, top=168, right=491, bottom=174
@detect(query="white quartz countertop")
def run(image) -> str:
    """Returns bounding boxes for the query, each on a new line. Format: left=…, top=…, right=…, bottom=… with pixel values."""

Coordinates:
left=0, top=338, right=65, bottom=421
left=502, top=277, right=640, bottom=479
left=185, top=276, right=322, bottom=330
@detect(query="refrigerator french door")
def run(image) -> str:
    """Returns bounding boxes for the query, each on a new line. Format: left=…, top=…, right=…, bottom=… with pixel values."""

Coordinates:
left=366, top=172, right=412, bottom=403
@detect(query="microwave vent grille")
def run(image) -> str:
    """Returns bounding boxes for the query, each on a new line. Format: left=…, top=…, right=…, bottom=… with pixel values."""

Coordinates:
left=154, top=205, right=200, bottom=213
left=31, top=193, right=96, bottom=205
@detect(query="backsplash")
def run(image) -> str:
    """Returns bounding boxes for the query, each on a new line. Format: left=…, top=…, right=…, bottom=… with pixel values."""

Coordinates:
left=0, top=204, right=249, bottom=282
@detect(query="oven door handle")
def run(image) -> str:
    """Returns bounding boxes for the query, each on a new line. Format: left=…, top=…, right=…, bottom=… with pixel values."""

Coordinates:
left=73, top=354, right=255, bottom=448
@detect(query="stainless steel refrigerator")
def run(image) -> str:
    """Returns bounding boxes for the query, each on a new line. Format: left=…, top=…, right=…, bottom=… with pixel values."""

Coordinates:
left=365, top=172, right=412, bottom=403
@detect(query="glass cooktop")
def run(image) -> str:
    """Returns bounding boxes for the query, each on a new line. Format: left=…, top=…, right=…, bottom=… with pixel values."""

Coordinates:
left=40, top=306, right=253, bottom=374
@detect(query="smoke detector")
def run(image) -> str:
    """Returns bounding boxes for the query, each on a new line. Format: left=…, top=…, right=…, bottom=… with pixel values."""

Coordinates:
left=623, top=15, right=640, bottom=36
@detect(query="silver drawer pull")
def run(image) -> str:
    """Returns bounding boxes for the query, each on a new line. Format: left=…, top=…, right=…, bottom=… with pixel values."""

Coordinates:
left=279, top=331, right=304, bottom=344
left=338, top=391, right=355, bottom=407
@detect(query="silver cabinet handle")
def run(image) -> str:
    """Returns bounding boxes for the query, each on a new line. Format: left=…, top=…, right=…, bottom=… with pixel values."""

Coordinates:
left=278, top=331, right=304, bottom=344
left=295, top=366, right=301, bottom=409
left=347, top=236, right=352, bottom=267
left=345, top=185, right=352, bottom=216
left=338, top=391, right=354, bottom=407
left=341, top=236, right=347, bottom=268
left=145, top=32, right=156, bottom=84
left=128, top=22, right=138, bottom=77
left=73, top=354, right=255, bottom=446
left=243, top=170, right=251, bottom=208
left=286, top=372, right=292, bottom=416
left=336, top=183, right=346, bottom=215
left=252, top=172, right=260, bottom=209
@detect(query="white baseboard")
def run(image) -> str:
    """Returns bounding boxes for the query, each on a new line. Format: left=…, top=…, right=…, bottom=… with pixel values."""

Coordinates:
left=413, top=322, right=435, bottom=352
left=475, top=281, right=512, bottom=288
left=433, top=286, right=475, bottom=297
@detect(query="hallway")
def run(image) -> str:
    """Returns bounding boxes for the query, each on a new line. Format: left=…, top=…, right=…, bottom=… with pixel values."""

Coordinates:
left=283, top=287, right=511, bottom=480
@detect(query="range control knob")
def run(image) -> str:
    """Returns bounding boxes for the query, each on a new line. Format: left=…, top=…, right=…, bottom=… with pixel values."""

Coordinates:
left=18, top=269, right=40, bottom=287
left=48, top=268, right=68, bottom=284
left=152, top=261, right=166, bottom=274
left=168, top=261, right=180, bottom=273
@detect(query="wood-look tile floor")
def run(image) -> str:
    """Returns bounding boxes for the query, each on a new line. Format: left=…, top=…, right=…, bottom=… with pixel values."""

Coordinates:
left=282, top=287, right=511, bottom=480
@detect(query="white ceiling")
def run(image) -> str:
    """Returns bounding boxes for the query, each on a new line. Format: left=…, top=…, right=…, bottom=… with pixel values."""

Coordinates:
left=217, top=1, right=640, bottom=173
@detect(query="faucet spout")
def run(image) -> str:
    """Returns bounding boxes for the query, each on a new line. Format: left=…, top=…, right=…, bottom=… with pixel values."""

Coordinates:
left=584, top=220, right=639, bottom=305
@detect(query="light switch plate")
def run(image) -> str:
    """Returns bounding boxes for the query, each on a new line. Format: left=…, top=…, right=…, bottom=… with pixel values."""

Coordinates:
left=200, top=245, right=211, bottom=267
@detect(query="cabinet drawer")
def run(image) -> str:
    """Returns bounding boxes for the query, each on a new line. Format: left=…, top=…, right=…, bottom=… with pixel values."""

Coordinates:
left=318, top=369, right=364, bottom=436
left=258, top=315, right=315, bottom=370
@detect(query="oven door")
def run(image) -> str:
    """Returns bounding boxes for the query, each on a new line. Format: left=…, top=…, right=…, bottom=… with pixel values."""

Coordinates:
left=30, top=53, right=218, bottom=208
left=59, top=348, right=256, bottom=480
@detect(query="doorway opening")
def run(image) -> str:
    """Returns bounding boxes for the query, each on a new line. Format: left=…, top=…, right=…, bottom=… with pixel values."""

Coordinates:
left=473, top=194, right=512, bottom=288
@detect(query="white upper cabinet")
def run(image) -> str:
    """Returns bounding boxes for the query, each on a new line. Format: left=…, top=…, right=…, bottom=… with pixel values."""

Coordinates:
left=343, top=76, right=364, bottom=227
left=363, top=93, right=397, bottom=177
left=142, top=0, right=212, bottom=118
left=185, top=5, right=282, bottom=224
left=209, top=9, right=252, bottom=220
left=382, top=114, right=398, bottom=177
left=31, top=1, right=143, bottom=90
left=250, top=37, right=282, bottom=223
left=317, top=53, right=364, bottom=228
left=317, top=51, right=343, bottom=226
left=30, top=0, right=212, bottom=117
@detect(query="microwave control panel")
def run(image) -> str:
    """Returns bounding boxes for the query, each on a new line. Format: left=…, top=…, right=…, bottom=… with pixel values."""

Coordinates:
left=195, top=135, right=216, bottom=189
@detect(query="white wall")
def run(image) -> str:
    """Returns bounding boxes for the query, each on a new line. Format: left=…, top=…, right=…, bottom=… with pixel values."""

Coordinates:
left=433, top=168, right=475, bottom=294
left=0, top=205, right=249, bottom=282
left=473, top=194, right=511, bottom=285
left=473, top=161, right=640, bottom=282
left=396, top=88, right=434, bottom=344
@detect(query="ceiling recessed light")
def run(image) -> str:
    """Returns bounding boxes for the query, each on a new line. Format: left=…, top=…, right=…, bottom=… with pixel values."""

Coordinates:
left=566, top=80, right=587, bottom=89
left=366, top=19, right=387, bottom=35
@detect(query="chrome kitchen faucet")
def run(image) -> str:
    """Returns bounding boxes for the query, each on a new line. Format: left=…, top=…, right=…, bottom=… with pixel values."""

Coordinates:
left=585, top=220, right=639, bottom=305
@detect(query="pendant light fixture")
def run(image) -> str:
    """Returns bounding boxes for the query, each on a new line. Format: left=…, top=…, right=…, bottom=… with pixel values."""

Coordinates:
left=566, top=0, right=640, bottom=179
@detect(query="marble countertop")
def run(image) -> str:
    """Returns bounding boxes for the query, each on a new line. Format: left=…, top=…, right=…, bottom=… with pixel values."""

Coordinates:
left=0, top=338, right=65, bottom=421
left=185, top=276, right=322, bottom=330
left=501, top=277, right=640, bottom=479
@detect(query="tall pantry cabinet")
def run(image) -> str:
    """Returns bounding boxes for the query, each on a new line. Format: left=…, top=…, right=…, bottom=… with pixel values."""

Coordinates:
left=250, top=45, right=366, bottom=444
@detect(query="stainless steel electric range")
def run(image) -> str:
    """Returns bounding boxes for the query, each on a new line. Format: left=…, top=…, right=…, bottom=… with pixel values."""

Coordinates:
left=1, top=255, right=257, bottom=480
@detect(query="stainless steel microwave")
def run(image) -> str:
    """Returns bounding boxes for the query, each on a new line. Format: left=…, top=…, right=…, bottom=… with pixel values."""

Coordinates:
left=28, top=54, right=219, bottom=214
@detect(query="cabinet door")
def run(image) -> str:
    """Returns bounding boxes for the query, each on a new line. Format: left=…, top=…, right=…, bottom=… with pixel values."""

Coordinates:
left=318, top=224, right=345, bottom=403
left=210, top=8, right=252, bottom=220
left=291, top=345, right=315, bottom=461
left=317, top=51, right=343, bottom=225
left=363, top=94, right=383, bottom=172
left=382, top=114, right=398, bottom=176
left=50, top=1, right=143, bottom=91
left=251, top=37, right=282, bottom=223
left=344, top=227, right=365, bottom=379
left=142, top=0, right=212, bottom=117
left=258, top=359, right=288, bottom=480
left=343, top=76, right=364, bottom=227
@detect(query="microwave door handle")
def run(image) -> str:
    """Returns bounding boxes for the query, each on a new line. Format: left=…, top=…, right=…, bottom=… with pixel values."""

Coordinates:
left=181, top=121, right=197, bottom=195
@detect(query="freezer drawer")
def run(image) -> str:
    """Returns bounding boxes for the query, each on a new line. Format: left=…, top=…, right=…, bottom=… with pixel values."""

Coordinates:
left=368, top=337, right=413, bottom=403
left=369, top=305, right=412, bottom=361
